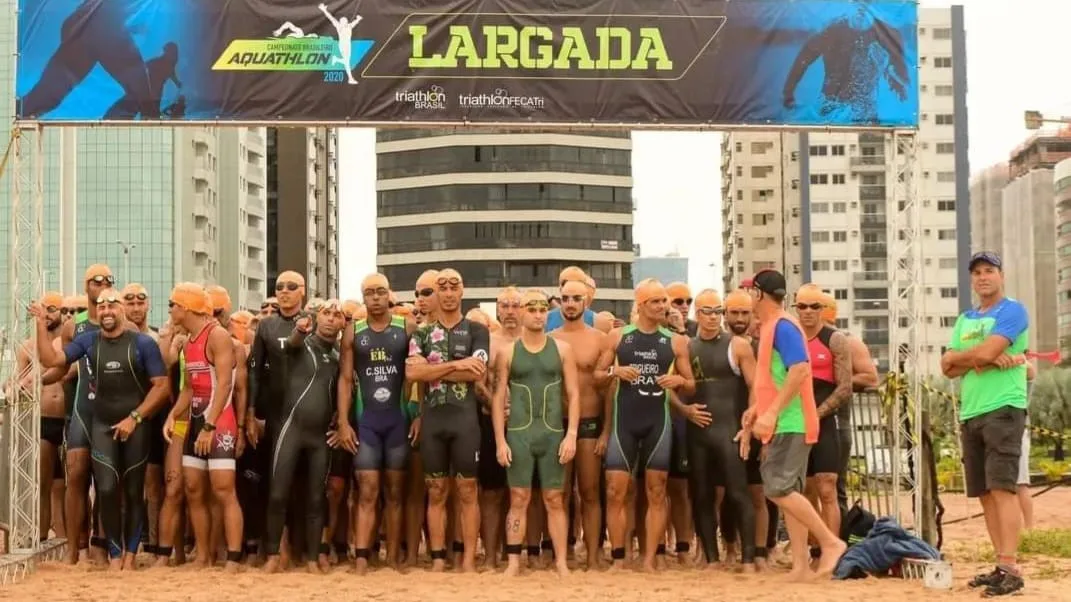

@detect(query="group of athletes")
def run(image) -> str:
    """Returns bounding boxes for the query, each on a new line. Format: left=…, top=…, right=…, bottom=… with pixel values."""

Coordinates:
left=13, top=260, right=928, bottom=582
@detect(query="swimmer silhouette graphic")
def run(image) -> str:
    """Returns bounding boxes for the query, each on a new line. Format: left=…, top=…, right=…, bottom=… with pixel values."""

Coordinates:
left=782, top=6, right=909, bottom=124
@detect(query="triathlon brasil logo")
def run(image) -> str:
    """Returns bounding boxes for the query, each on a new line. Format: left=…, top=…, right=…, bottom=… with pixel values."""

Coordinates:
left=211, top=4, right=374, bottom=84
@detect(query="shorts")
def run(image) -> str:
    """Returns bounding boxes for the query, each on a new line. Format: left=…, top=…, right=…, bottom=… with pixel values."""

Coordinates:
left=578, top=416, right=602, bottom=440
left=745, top=437, right=763, bottom=486
left=961, top=406, right=1026, bottom=498
left=421, top=403, right=480, bottom=479
left=506, top=424, right=565, bottom=491
left=148, top=411, right=169, bottom=465
left=355, top=408, right=410, bottom=472
left=477, top=411, right=508, bottom=490
left=669, top=417, right=689, bottom=479
left=760, top=433, right=811, bottom=499
left=182, top=409, right=239, bottom=471
left=329, top=447, right=354, bottom=479
left=1018, top=428, right=1031, bottom=486
left=41, top=416, right=65, bottom=447
left=807, top=416, right=841, bottom=476
left=605, top=405, right=671, bottom=474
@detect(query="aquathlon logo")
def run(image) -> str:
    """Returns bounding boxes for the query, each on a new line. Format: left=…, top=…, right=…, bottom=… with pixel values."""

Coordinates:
left=212, top=4, right=374, bottom=84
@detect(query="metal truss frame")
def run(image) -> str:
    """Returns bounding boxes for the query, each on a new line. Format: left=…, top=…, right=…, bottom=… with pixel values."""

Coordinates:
left=886, top=130, right=924, bottom=533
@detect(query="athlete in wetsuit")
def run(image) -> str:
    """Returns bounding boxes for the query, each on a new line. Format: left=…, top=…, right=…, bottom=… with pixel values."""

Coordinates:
left=36, top=289, right=170, bottom=570
left=405, top=268, right=490, bottom=573
left=263, top=302, right=344, bottom=574
left=493, top=289, right=579, bottom=578
left=163, top=283, right=241, bottom=572
left=334, top=274, right=414, bottom=573
left=795, top=285, right=853, bottom=543
left=245, top=271, right=305, bottom=563
left=598, top=279, right=695, bottom=572
left=675, top=290, right=758, bottom=569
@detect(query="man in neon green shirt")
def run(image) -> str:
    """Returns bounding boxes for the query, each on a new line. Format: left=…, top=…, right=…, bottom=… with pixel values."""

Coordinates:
left=941, top=251, right=1028, bottom=597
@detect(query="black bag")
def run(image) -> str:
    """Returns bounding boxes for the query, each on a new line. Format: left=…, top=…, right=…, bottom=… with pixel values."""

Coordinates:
left=841, top=499, right=876, bottom=545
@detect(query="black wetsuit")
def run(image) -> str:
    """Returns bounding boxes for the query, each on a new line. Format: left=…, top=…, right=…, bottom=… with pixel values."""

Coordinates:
left=243, top=311, right=299, bottom=551
left=686, top=332, right=755, bottom=564
left=63, top=328, right=165, bottom=559
left=264, top=332, right=339, bottom=558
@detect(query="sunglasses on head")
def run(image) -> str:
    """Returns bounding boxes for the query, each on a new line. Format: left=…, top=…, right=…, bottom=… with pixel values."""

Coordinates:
left=124, top=292, right=147, bottom=301
left=276, top=282, right=301, bottom=292
left=437, top=277, right=461, bottom=286
left=415, top=287, right=434, bottom=298
left=560, top=294, right=585, bottom=303
left=672, top=297, right=693, bottom=305
left=526, top=301, right=549, bottom=311
left=697, top=306, right=724, bottom=316
left=45, top=305, right=60, bottom=313
left=88, top=275, right=114, bottom=285
left=796, top=303, right=823, bottom=311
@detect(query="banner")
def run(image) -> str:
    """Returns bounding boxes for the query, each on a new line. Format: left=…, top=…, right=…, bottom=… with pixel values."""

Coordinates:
left=15, top=0, right=919, bottom=127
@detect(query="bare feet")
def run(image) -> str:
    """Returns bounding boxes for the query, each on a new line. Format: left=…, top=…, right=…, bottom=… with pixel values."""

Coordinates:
left=677, top=552, right=694, bottom=567
left=306, top=560, right=325, bottom=574
left=354, top=558, right=369, bottom=575
left=740, top=562, right=757, bottom=574
left=224, top=560, right=240, bottom=574
left=107, top=558, right=122, bottom=572
left=152, top=555, right=170, bottom=568
left=430, top=558, right=446, bottom=572
left=262, top=556, right=281, bottom=574
left=642, top=560, right=658, bottom=573
left=815, top=540, right=847, bottom=579
left=784, top=567, right=812, bottom=582
left=556, top=561, right=570, bottom=578
left=504, top=560, right=521, bottom=577
left=122, top=555, right=137, bottom=571
left=754, top=557, right=768, bottom=572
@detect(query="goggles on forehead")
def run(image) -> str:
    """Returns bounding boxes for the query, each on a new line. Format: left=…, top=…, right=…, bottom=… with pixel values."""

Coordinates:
left=124, top=292, right=148, bottom=301
left=437, top=276, right=461, bottom=286
left=525, top=300, right=550, bottom=310
left=87, top=275, right=114, bottom=285
left=96, top=293, right=121, bottom=305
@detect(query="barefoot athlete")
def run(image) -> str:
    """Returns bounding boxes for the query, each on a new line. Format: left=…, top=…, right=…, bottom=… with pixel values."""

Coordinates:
left=493, top=289, right=580, bottom=578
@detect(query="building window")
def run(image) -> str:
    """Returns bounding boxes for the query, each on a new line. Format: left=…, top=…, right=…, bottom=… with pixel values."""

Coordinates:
left=810, top=174, right=829, bottom=185
left=939, top=257, right=957, bottom=269
left=832, top=202, right=847, bottom=213
left=834, top=288, right=848, bottom=300
left=934, top=57, right=953, bottom=68
left=935, top=114, right=954, bottom=125
left=831, top=145, right=846, bottom=156
left=833, top=260, right=848, bottom=271
left=810, top=145, right=828, bottom=156
left=812, top=231, right=831, bottom=243
left=937, top=171, right=956, bottom=182
left=936, top=142, right=955, bottom=154
left=753, top=261, right=775, bottom=271
left=751, top=165, right=774, bottom=178
left=937, top=200, right=955, bottom=211
left=736, top=190, right=743, bottom=201
left=812, top=202, right=829, bottom=213
left=832, top=174, right=846, bottom=185
left=933, top=27, right=952, bottom=39
left=940, top=287, right=957, bottom=298
left=813, top=260, right=830, bottom=271
left=938, top=229, right=956, bottom=240
left=940, top=316, right=958, bottom=327
left=835, top=318, right=849, bottom=329
left=832, top=232, right=846, bottom=243
left=736, top=166, right=743, bottom=176
left=935, top=85, right=954, bottom=96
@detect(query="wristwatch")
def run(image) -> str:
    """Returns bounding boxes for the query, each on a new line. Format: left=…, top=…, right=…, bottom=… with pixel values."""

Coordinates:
left=129, top=410, right=143, bottom=424
left=202, top=422, right=217, bottom=433
left=607, top=366, right=616, bottom=378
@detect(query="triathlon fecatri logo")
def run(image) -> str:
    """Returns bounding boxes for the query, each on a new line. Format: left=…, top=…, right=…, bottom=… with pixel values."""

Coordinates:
left=211, top=3, right=374, bottom=84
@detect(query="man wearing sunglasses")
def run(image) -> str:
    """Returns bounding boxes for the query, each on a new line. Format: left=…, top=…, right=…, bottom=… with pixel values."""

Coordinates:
left=246, top=271, right=306, bottom=563
left=163, top=282, right=242, bottom=572
left=667, top=282, right=698, bottom=337
left=405, top=268, right=490, bottom=573
left=550, top=278, right=612, bottom=569
left=544, top=266, right=595, bottom=332
left=34, top=287, right=170, bottom=570
left=333, top=274, right=415, bottom=574
left=598, top=278, right=695, bottom=572
left=13, top=292, right=68, bottom=543
left=793, top=284, right=852, bottom=547
left=492, top=289, right=580, bottom=578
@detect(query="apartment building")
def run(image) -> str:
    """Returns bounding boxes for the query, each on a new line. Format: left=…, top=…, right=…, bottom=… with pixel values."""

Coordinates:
left=265, top=127, right=340, bottom=299
left=969, top=163, right=1008, bottom=255
left=1056, top=158, right=1071, bottom=351
left=219, top=127, right=270, bottom=310
left=721, top=6, right=970, bottom=374
left=374, top=129, right=635, bottom=317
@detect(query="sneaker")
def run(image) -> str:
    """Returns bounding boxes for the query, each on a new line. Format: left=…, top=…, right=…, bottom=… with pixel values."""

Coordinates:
left=983, top=570, right=1025, bottom=597
left=969, top=567, right=1001, bottom=588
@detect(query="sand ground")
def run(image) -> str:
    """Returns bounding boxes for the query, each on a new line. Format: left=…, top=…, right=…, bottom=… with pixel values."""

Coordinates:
left=4, top=488, right=1071, bottom=601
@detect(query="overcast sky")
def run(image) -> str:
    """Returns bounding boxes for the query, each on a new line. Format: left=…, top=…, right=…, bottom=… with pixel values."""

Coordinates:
left=337, top=0, right=1071, bottom=300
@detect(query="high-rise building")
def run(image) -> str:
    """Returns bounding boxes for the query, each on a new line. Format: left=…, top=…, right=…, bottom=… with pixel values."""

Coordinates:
left=969, top=163, right=1009, bottom=255
left=1055, top=158, right=1071, bottom=352
left=721, top=6, right=971, bottom=374
left=265, top=127, right=339, bottom=299
left=1001, top=169, right=1057, bottom=354
left=374, top=129, right=635, bottom=317
left=219, top=127, right=270, bottom=311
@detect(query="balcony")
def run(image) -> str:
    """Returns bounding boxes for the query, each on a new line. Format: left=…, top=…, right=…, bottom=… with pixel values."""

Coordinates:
left=192, top=163, right=211, bottom=182
left=860, top=185, right=886, bottom=201
left=850, top=155, right=886, bottom=173
left=861, top=242, right=887, bottom=258
left=193, top=239, right=210, bottom=256
left=246, top=164, right=265, bottom=183
left=853, top=271, right=889, bottom=284
left=860, top=213, right=886, bottom=228
left=854, top=299, right=889, bottom=315
left=245, top=225, right=265, bottom=243
left=246, top=194, right=265, bottom=216
left=862, top=330, right=890, bottom=345
left=192, top=194, right=210, bottom=218
left=245, top=259, right=265, bottom=275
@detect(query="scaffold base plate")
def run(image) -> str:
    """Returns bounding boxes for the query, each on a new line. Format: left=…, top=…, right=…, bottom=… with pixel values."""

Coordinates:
left=0, top=538, right=67, bottom=585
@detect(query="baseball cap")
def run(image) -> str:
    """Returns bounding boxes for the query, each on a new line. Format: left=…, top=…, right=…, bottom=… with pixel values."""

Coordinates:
left=740, top=277, right=755, bottom=289
left=752, top=269, right=787, bottom=297
left=968, top=251, right=1002, bottom=271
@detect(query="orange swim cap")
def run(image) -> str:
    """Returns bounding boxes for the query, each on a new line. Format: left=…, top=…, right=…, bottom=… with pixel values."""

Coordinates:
left=229, top=310, right=254, bottom=342
left=361, top=272, right=391, bottom=293
left=353, top=305, right=368, bottom=321
left=83, top=264, right=113, bottom=283
left=169, top=282, right=211, bottom=315
left=465, top=307, right=491, bottom=326
left=206, top=285, right=232, bottom=315
left=559, top=266, right=587, bottom=285
left=724, top=289, right=753, bottom=311
left=666, top=282, right=692, bottom=302
left=693, top=289, right=722, bottom=309
left=40, top=291, right=64, bottom=309
left=341, top=299, right=360, bottom=320
left=121, top=283, right=148, bottom=300
left=634, top=278, right=667, bottom=305
left=393, top=303, right=414, bottom=318
left=795, top=283, right=824, bottom=305
left=820, top=292, right=837, bottom=323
